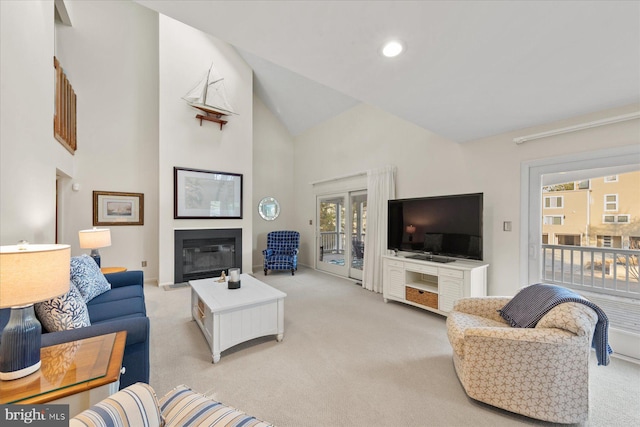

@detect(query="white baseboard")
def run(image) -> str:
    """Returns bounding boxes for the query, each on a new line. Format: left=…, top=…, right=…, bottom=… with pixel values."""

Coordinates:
left=609, top=327, right=640, bottom=363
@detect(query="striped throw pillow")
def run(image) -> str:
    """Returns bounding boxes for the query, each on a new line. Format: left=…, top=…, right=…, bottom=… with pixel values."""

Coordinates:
left=70, top=383, right=162, bottom=427
left=159, top=385, right=273, bottom=427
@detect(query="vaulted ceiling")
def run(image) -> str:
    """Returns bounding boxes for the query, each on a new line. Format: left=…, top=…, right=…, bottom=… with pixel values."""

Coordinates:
left=137, top=1, right=640, bottom=142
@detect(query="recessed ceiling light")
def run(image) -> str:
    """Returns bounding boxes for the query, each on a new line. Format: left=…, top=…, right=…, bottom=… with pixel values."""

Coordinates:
left=382, top=41, right=404, bottom=58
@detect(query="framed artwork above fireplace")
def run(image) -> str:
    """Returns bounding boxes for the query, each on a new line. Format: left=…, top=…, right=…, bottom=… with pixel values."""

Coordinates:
left=174, top=167, right=243, bottom=219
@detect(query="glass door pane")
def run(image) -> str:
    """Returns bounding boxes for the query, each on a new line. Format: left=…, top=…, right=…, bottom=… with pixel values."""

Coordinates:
left=317, top=194, right=347, bottom=276
left=350, top=191, right=367, bottom=280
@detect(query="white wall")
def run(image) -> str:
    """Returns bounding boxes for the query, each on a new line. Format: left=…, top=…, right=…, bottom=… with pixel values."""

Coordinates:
left=293, top=102, right=640, bottom=296
left=53, top=1, right=159, bottom=279
left=158, top=15, right=253, bottom=285
left=293, top=103, right=469, bottom=269
left=0, top=0, right=73, bottom=245
left=465, top=104, right=640, bottom=296
left=252, top=95, right=295, bottom=272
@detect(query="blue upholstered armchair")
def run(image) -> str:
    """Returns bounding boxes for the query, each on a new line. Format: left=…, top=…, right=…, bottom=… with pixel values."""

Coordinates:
left=262, top=231, right=300, bottom=275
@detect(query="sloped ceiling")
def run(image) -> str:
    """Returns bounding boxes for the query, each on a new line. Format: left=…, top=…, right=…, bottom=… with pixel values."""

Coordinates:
left=136, top=0, right=640, bottom=142
left=237, top=49, right=360, bottom=136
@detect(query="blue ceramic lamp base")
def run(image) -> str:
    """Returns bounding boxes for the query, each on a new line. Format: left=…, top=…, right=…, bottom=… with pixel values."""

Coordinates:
left=0, top=305, right=42, bottom=381
left=89, top=249, right=101, bottom=267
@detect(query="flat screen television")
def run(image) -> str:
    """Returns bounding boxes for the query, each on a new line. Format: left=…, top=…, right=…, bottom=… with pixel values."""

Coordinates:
left=387, top=193, right=483, bottom=261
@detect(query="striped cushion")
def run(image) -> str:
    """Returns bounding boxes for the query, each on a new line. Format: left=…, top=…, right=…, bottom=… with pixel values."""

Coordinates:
left=70, top=383, right=162, bottom=427
left=160, top=385, right=272, bottom=427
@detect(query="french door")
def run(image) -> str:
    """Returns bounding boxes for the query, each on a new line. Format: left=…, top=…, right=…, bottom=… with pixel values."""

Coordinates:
left=350, top=191, right=367, bottom=280
left=317, top=190, right=367, bottom=280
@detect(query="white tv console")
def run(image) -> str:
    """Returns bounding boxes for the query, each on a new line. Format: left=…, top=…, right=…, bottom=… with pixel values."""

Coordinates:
left=382, top=255, right=489, bottom=316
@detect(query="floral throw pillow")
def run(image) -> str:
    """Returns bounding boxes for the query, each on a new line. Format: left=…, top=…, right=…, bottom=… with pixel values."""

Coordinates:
left=70, top=254, right=111, bottom=302
left=35, top=283, right=91, bottom=332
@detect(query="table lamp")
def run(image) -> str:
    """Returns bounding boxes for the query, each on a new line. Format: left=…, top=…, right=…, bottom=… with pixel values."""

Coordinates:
left=78, top=228, right=111, bottom=267
left=0, top=243, right=70, bottom=380
left=406, top=225, right=416, bottom=242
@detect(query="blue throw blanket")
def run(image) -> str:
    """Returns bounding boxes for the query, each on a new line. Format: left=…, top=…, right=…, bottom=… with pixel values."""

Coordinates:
left=497, top=283, right=613, bottom=366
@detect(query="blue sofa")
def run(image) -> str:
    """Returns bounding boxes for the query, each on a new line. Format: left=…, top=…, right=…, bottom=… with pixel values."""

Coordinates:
left=0, top=271, right=149, bottom=389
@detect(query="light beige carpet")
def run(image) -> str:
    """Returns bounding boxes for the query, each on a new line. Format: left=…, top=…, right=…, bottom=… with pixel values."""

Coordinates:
left=147, top=266, right=640, bottom=426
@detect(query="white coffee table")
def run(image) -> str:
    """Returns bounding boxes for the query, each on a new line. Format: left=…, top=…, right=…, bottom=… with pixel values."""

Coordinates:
left=190, top=273, right=287, bottom=363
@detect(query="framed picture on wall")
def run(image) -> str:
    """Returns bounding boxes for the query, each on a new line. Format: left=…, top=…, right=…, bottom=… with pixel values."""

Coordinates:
left=93, top=191, right=144, bottom=226
left=174, top=167, right=243, bottom=219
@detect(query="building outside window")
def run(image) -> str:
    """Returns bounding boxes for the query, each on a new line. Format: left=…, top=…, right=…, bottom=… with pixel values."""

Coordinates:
left=544, top=195, right=563, bottom=208
left=543, top=215, right=563, bottom=225
left=604, top=194, right=618, bottom=211
left=542, top=171, right=639, bottom=249
left=602, top=215, right=629, bottom=224
left=577, top=179, right=591, bottom=189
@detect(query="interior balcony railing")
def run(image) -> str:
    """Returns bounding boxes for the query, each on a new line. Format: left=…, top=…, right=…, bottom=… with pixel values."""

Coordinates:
left=541, top=244, right=640, bottom=335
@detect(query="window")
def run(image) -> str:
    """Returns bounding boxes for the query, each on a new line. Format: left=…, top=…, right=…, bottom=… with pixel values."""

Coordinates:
left=544, top=196, right=563, bottom=208
left=604, top=175, right=619, bottom=183
left=543, top=215, right=563, bottom=225
left=577, top=179, right=590, bottom=189
left=604, top=214, right=630, bottom=224
left=604, top=194, right=618, bottom=211
left=557, top=234, right=580, bottom=246
left=523, top=144, right=639, bottom=288
left=543, top=183, right=574, bottom=192
left=602, top=236, right=613, bottom=248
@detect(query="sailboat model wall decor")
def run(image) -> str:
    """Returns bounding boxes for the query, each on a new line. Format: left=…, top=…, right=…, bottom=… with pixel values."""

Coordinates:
left=182, top=63, right=237, bottom=130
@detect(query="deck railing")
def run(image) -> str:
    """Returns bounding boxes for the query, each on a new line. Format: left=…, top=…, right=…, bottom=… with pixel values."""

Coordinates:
left=319, top=232, right=366, bottom=254
left=541, top=244, right=639, bottom=300
left=320, top=232, right=345, bottom=254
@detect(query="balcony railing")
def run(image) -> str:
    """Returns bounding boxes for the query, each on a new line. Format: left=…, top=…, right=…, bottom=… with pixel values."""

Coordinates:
left=541, top=244, right=639, bottom=300
left=320, top=232, right=367, bottom=252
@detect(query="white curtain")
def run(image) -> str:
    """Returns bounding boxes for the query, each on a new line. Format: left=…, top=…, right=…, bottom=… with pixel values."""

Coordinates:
left=363, top=165, right=396, bottom=293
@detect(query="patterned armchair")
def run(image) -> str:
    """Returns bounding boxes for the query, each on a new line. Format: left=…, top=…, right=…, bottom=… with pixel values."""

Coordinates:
left=262, top=231, right=300, bottom=275
left=446, top=296, right=598, bottom=423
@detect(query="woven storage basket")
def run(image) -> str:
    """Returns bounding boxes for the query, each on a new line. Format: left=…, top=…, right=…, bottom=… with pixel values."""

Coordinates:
left=406, top=287, right=438, bottom=309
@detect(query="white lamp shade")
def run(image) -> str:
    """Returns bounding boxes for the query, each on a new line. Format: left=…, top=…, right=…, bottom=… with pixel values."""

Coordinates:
left=78, top=228, right=111, bottom=249
left=406, top=225, right=416, bottom=234
left=0, top=244, right=71, bottom=308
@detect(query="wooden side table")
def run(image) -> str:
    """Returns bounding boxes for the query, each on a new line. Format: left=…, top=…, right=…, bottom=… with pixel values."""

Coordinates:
left=0, top=331, right=126, bottom=417
left=101, top=266, right=127, bottom=274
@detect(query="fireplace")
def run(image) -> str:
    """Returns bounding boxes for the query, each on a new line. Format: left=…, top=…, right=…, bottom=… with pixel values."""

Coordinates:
left=174, top=228, right=242, bottom=283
